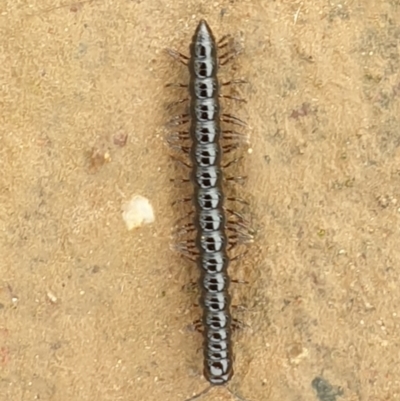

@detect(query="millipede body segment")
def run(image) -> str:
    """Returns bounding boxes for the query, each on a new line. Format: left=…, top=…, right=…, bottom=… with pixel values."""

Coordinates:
left=188, top=19, right=233, bottom=385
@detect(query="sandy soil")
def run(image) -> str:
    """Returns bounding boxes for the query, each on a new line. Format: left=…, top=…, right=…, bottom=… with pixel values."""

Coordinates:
left=1, top=1, right=400, bottom=401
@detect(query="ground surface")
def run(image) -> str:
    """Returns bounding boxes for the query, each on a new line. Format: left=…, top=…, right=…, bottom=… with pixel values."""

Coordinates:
left=1, top=1, right=400, bottom=401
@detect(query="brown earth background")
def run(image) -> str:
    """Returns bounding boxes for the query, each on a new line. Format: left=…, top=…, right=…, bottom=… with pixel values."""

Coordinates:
left=1, top=1, right=400, bottom=401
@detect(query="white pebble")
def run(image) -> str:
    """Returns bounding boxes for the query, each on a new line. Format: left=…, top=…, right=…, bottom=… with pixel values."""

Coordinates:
left=47, top=291, right=58, bottom=303
left=122, top=195, right=155, bottom=230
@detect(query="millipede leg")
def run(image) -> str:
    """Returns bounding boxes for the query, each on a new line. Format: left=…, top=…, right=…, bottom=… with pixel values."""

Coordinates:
left=193, top=319, right=203, bottom=333
left=180, top=253, right=198, bottom=262
left=165, top=82, right=188, bottom=88
left=226, top=196, right=249, bottom=206
left=179, top=146, right=190, bottom=154
left=222, top=113, right=247, bottom=127
left=173, top=210, right=194, bottom=226
left=165, top=48, right=189, bottom=66
left=226, top=212, right=252, bottom=226
left=229, top=233, right=240, bottom=242
left=226, top=220, right=247, bottom=232
left=222, top=129, right=248, bottom=142
left=166, top=98, right=189, bottom=109
left=219, top=94, right=247, bottom=103
left=169, top=144, right=190, bottom=154
left=178, top=239, right=199, bottom=252
left=172, top=196, right=192, bottom=206
left=166, top=131, right=190, bottom=148
left=232, top=230, right=254, bottom=243
left=217, top=34, right=231, bottom=46
left=231, top=278, right=249, bottom=285
left=226, top=208, right=249, bottom=224
left=175, top=222, right=196, bottom=236
left=222, top=143, right=240, bottom=153
left=226, top=216, right=255, bottom=238
left=232, top=317, right=244, bottom=331
left=225, top=175, right=247, bottom=184
left=183, top=240, right=196, bottom=249
left=170, top=155, right=191, bottom=169
left=227, top=222, right=254, bottom=240
left=228, top=209, right=247, bottom=221
left=226, top=220, right=243, bottom=231
left=168, top=113, right=190, bottom=126
left=170, top=177, right=190, bottom=184
left=228, top=221, right=254, bottom=238
left=223, top=156, right=243, bottom=169
left=174, top=244, right=199, bottom=261
left=175, top=240, right=196, bottom=251
left=182, top=281, right=197, bottom=292
left=219, top=50, right=240, bottom=66
left=221, top=79, right=248, bottom=86
left=227, top=236, right=240, bottom=251
left=230, top=250, right=249, bottom=262
left=218, top=42, right=229, bottom=50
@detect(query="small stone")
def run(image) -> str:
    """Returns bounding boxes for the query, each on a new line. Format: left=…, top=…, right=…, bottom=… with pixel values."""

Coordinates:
left=122, top=195, right=155, bottom=230
left=47, top=291, right=58, bottom=303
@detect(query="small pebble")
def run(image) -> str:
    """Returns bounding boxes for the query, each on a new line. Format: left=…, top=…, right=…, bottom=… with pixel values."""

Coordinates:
left=47, top=291, right=58, bottom=303
left=122, top=195, right=155, bottom=230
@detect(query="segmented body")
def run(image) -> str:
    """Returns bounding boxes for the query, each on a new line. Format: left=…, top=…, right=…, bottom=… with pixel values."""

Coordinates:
left=188, top=19, right=233, bottom=385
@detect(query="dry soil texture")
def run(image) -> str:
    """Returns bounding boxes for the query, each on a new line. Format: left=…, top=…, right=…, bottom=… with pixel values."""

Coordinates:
left=1, top=1, right=400, bottom=401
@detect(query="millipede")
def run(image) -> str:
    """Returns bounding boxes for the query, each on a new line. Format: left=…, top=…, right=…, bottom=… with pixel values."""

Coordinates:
left=166, top=19, right=253, bottom=401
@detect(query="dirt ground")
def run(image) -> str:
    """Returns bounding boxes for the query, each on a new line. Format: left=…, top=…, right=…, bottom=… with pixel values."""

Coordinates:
left=1, top=1, right=400, bottom=400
